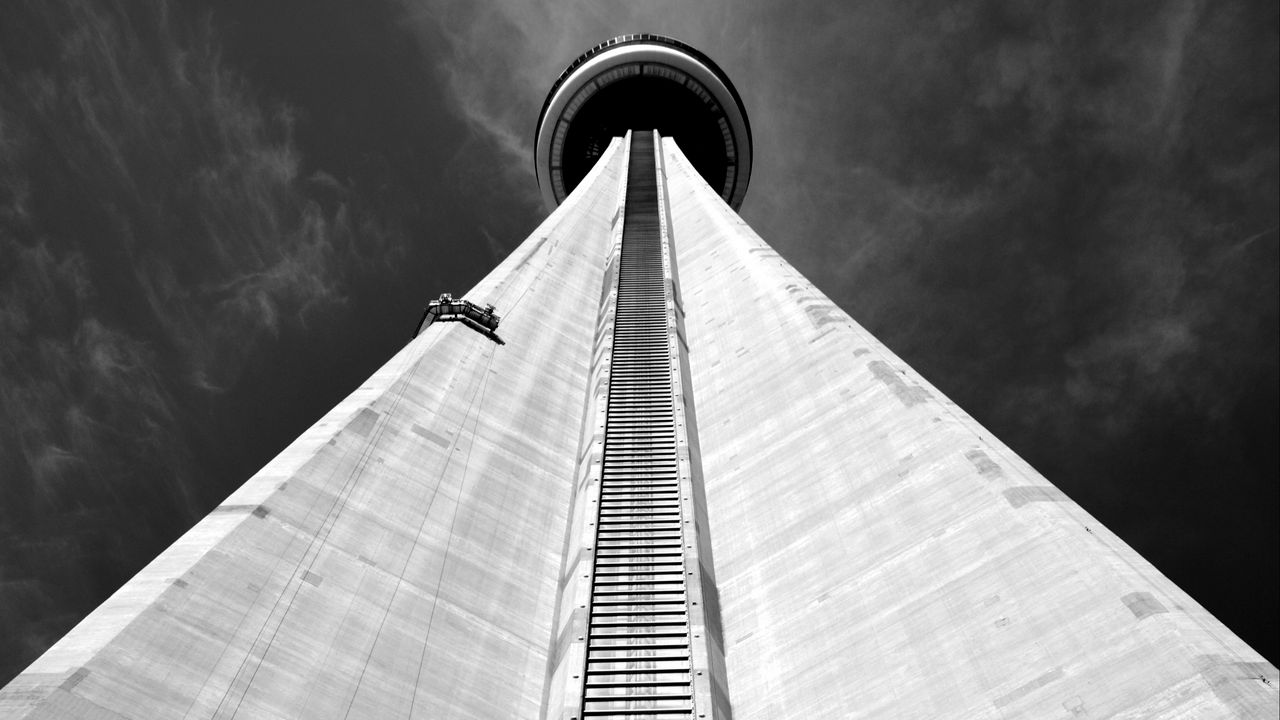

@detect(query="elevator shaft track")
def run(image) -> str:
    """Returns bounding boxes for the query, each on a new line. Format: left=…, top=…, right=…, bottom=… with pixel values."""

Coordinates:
left=579, top=133, right=696, bottom=718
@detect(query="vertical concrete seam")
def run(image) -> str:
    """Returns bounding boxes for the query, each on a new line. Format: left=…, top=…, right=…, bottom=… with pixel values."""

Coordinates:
left=541, top=134, right=631, bottom=720
left=656, top=132, right=733, bottom=720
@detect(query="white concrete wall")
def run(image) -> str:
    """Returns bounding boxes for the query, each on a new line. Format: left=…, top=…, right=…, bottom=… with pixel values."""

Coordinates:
left=4, top=131, right=1273, bottom=720
left=661, top=140, right=1278, bottom=720
left=0, top=142, right=627, bottom=720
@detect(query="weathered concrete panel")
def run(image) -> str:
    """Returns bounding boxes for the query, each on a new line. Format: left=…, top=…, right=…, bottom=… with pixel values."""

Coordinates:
left=661, top=139, right=1277, bottom=720
left=3, top=129, right=1274, bottom=720
left=0, top=140, right=628, bottom=720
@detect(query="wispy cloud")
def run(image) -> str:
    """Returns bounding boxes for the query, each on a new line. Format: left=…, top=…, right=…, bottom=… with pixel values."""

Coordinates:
left=396, top=0, right=740, bottom=210
left=0, top=0, right=396, bottom=678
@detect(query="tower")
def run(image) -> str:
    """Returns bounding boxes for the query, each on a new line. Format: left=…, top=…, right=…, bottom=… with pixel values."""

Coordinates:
left=0, top=32, right=1274, bottom=720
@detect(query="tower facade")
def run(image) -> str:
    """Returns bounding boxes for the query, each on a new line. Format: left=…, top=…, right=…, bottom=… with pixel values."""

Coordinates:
left=1, top=35, right=1275, bottom=720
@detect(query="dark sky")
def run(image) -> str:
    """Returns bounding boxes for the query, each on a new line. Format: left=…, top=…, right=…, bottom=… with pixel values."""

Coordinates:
left=1, top=0, right=1276, bottom=684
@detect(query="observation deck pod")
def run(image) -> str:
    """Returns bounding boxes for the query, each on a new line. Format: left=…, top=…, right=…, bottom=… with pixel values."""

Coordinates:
left=415, top=293, right=504, bottom=344
left=535, top=34, right=753, bottom=212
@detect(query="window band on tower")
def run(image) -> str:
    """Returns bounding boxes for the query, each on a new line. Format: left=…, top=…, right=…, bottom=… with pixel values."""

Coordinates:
left=568, top=132, right=730, bottom=720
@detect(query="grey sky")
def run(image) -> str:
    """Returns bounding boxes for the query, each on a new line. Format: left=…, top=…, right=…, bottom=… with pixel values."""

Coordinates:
left=0, top=0, right=1275, bottom=683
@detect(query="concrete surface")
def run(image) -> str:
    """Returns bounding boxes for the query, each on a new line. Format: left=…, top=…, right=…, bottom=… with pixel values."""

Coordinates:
left=3, top=131, right=1274, bottom=720
left=660, top=139, right=1278, bottom=719
left=0, top=140, right=627, bottom=720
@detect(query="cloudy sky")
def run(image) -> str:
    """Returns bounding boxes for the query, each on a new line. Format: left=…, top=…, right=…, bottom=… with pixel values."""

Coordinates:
left=1, top=0, right=1275, bottom=682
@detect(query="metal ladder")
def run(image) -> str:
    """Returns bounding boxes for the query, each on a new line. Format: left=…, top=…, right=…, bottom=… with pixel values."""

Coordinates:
left=580, top=132, right=695, bottom=718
